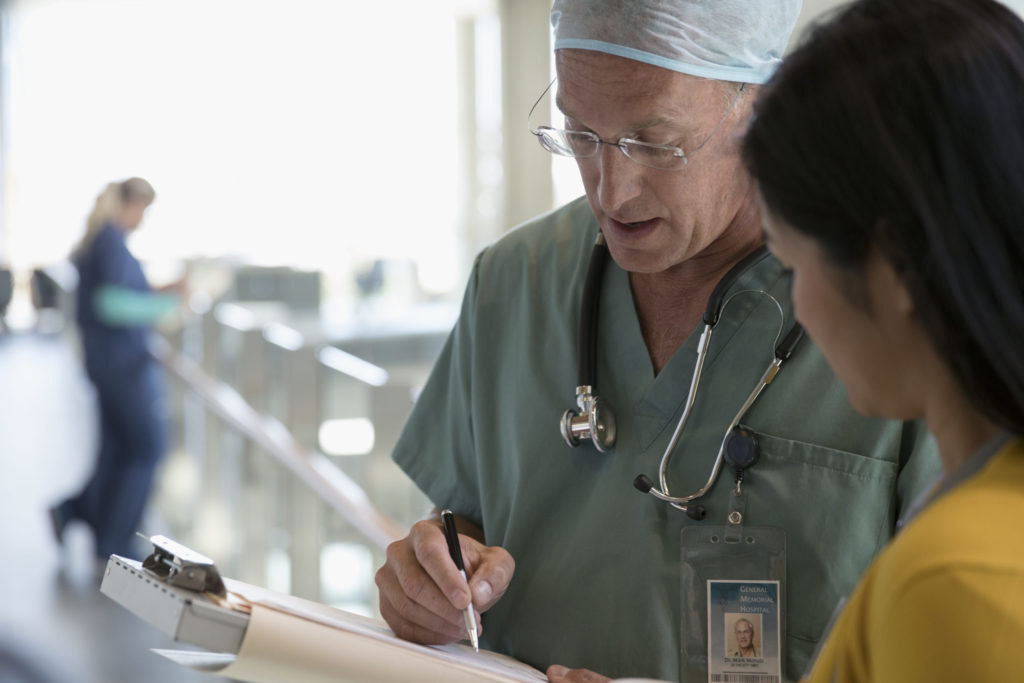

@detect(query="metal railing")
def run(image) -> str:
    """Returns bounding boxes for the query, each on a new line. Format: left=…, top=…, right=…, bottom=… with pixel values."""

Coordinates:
left=152, top=335, right=404, bottom=549
left=154, top=300, right=443, bottom=614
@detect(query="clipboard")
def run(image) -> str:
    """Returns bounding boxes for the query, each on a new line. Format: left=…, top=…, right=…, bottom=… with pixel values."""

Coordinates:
left=101, top=536, right=547, bottom=682
left=100, top=548, right=249, bottom=653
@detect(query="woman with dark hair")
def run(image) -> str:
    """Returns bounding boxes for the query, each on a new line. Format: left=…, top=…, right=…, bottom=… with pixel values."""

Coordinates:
left=743, top=0, right=1024, bottom=679
left=50, top=178, right=181, bottom=567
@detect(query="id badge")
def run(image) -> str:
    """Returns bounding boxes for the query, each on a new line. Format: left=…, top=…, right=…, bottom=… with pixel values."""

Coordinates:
left=680, top=525, right=786, bottom=683
left=708, top=580, right=781, bottom=680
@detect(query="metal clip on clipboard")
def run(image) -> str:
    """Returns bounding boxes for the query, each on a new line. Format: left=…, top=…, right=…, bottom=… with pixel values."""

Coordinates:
left=142, top=534, right=227, bottom=598
left=101, top=535, right=249, bottom=653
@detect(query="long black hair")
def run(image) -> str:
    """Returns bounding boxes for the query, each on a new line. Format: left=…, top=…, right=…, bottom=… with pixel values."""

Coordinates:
left=743, top=0, right=1024, bottom=434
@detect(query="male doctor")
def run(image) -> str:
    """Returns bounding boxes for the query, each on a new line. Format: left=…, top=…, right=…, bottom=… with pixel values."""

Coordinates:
left=376, top=2, right=940, bottom=680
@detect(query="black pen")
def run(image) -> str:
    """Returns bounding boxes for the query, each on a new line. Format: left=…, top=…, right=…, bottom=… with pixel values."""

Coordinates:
left=440, top=508, right=479, bottom=652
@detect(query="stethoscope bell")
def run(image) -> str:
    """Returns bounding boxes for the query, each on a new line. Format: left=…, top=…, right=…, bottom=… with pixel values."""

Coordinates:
left=560, top=385, right=617, bottom=452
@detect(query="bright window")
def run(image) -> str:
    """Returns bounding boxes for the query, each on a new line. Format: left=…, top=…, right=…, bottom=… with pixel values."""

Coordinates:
left=2, top=0, right=476, bottom=302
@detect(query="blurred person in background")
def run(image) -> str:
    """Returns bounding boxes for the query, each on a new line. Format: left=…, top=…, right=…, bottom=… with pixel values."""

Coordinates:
left=49, top=177, right=182, bottom=567
left=0, top=629, right=70, bottom=683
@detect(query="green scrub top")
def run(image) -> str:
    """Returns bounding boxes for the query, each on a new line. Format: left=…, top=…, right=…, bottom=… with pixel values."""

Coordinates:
left=393, top=197, right=940, bottom=682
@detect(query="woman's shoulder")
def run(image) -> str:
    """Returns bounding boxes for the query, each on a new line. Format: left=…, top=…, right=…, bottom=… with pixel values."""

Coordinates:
left=74, top=223, right=133, bottom=278
left=84, top=223, right=128, bottom=255
left=875, top=439, right=1024, bottom=591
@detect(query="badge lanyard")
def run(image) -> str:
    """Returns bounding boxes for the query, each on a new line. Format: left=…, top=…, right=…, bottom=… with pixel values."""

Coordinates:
left=680, top=433, right=787, bottom=682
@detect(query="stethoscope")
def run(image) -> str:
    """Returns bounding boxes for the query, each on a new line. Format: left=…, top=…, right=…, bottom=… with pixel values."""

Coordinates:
left=560, top=233, right=805, bottom=520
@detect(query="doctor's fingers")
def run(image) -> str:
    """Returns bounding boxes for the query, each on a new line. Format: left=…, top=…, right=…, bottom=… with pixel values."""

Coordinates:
left=377, top=571, right=480, bottom=645
left=406, top=519, right=486, bottom=612
left=462, top=543, right=515, bottom=613
left=383, top=524, right=473, bottom=619
left=546, top=665, right=612, bottom=683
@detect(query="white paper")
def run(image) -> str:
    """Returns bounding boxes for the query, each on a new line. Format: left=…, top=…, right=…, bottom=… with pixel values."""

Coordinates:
left=157, top=578, right=546, bottom=683
left=152, top=649, right=236, bottom=673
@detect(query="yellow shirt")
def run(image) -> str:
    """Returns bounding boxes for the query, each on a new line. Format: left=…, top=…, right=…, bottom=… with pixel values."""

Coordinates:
left=804, top=437, right=1024, bottom=682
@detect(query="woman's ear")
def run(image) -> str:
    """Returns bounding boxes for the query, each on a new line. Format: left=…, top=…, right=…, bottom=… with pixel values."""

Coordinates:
left=869, top=250, right=914, bottom=317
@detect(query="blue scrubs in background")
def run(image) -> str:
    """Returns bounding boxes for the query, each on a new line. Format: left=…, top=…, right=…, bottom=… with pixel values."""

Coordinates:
left=55, top=222, right=173, bottom=560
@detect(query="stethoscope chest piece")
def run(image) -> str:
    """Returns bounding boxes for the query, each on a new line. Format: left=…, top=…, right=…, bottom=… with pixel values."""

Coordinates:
left=561, top=385, right=617, bottom=452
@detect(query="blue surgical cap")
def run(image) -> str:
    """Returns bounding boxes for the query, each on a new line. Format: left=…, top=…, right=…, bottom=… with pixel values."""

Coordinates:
left=551, top=0, right=804, bottom=84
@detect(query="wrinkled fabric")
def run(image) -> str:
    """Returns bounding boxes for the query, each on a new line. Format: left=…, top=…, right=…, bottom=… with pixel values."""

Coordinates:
left=551, top=0, right=803, bottom=83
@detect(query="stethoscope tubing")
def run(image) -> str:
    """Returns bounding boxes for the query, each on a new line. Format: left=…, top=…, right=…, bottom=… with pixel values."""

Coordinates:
left=655, top=246, right=771, bottom=498
left=650, top=322, right=804, bottom=509
left=640, top=245, right=806, bottom=514
left=564, top=235, right=805, bottom=517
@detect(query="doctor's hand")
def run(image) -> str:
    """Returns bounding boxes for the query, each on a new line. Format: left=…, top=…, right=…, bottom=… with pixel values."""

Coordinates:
left=548, top=668, right=669, bottom=683
left=546, top=665, right=611, bottom=682
left=376, top=513, right=515, bottom=645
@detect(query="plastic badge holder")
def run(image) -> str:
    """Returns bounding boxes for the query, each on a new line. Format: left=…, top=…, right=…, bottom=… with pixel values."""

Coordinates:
left=680, top=518, right=786, bottom=682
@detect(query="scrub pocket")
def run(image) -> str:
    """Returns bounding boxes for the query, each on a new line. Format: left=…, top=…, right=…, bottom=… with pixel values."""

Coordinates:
left=738, top=432, right=897, bottom=677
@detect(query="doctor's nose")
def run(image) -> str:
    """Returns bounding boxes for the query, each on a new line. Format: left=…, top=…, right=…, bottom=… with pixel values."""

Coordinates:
left=594, top=144, right=645, bottom=214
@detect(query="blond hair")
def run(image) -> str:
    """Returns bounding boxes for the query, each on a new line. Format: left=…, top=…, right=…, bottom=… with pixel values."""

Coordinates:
left=75, top=177, right=156, bottom=256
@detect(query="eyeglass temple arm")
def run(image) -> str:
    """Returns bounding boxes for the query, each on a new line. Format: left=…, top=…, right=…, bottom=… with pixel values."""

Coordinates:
left=526, top=77, right=557, bottom=133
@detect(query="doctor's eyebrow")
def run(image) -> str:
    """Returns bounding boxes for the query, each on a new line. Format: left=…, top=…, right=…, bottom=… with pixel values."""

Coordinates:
left=553, top=94, right=690, bottom=136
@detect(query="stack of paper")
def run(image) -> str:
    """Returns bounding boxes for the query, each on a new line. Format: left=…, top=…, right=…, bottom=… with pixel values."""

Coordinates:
left=103, top=556, right=545, bottom=682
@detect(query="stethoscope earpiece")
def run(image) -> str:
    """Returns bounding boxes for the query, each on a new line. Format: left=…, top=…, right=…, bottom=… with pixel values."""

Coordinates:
left=633, top=474, right=654, bottom=493
left=633, top=473, right=706, bottom=520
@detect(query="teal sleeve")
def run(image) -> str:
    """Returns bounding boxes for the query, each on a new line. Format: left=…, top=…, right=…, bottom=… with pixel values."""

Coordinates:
left=93, top=285, right=179, bottom=326
left=391, top=252, right=484, bottom=526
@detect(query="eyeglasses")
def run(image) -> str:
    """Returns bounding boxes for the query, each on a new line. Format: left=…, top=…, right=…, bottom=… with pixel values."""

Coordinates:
left=527, top=79, right=746, bottom=171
